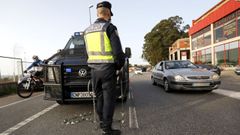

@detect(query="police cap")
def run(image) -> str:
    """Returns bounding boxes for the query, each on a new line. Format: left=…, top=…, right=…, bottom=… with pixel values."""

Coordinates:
left=96, top=1, right=113, bottom=16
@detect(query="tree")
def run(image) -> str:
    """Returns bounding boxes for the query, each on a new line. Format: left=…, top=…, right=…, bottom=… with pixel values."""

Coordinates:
left=142, top=16, right=189, bottom=65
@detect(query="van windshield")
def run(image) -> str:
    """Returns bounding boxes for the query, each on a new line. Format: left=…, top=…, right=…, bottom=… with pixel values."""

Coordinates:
left=64, top=36, right=85, bottom=50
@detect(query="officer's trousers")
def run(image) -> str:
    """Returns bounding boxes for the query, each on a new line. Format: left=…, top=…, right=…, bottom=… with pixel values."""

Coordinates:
left=91, top=66, right=117, bottom=128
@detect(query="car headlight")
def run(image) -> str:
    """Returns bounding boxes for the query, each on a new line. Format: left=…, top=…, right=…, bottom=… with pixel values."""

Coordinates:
left=174, top=75, right=185, bottom=81
left=212, top=74, right=220, bottom=80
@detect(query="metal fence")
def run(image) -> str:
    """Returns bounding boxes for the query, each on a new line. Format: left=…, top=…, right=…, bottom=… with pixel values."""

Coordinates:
left=0, top=56, right=31, bottom=82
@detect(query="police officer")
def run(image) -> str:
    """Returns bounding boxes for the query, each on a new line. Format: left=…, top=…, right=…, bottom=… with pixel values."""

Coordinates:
left=84, top=1, right=125, bottom=135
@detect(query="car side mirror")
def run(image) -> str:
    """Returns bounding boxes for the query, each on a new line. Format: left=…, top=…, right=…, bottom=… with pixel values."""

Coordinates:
left=125, top=47, right=131, bottom=58
left=157, top=67, right=163, bottom=71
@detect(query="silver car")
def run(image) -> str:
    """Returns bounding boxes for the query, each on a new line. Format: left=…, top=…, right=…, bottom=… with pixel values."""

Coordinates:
left=151, top=60, right=221, bottom=92
left=235, top=65, right=240, bottom=75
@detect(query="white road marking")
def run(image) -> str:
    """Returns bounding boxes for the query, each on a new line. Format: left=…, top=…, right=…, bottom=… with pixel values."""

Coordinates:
left=128, top=91, right=131, bottom=99
left=0, top=94, right=44, bottom=109
left=129, top=107, right=132, bottom=128
left=0, top=103, right=58, bottom=135
left=132, top=107, right=139, bottom=128
left=128, top=88, right=139, bottom=129
left=187, top=99, right=205, bottom=106
left=213, top=89, right=240, bottom=100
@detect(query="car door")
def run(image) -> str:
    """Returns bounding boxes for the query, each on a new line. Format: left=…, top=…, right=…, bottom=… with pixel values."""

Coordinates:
left=157, top=62, right=165, bottom=85
left=152, top=63, right=160, bottom=82
left=153, top=62, right=163, bottom=84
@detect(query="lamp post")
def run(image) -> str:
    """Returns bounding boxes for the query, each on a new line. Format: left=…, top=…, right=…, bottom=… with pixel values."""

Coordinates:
left=88, top=5, right=93, bottom=24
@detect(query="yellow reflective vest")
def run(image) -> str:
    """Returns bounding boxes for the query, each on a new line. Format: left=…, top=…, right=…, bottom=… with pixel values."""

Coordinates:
left=84, top=22, right=114, bottom=63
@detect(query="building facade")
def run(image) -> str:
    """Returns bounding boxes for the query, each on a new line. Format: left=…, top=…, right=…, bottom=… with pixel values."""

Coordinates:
left=189, top=0, right=240, bottom=67
left=169, top=38, right=190, bottom=61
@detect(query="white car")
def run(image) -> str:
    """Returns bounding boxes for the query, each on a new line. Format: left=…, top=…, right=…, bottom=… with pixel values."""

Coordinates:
left=135, top=68, right=142, bottom=74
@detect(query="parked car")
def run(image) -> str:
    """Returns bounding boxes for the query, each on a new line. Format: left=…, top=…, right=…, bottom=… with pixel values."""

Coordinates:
left=151, top=60, right=221, bottom=92
left=196, top=64, right=221, bottom=75
left=235, top=65, right=240, bottom=75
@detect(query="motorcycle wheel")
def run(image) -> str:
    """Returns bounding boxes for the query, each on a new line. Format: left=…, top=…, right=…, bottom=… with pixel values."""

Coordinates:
left=17, top=81, right=34, bottom=98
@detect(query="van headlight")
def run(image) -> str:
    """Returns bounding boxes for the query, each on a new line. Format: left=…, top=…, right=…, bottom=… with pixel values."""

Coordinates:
left=48, top=68, right=54, bottom=80
left=212, top=74, right=220, bottom=80
left=174, top=75, right=185, bottom=81
left=47, top=67, right=60, bottom=82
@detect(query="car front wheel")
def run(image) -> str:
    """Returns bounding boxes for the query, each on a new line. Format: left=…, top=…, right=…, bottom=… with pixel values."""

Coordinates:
left=164, top=79, right=171, bottom=92
left=151, top=76, right=157, bottom=85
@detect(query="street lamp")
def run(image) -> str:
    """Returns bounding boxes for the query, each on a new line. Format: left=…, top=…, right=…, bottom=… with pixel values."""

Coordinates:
left=88, top=5, right=94, bottom=24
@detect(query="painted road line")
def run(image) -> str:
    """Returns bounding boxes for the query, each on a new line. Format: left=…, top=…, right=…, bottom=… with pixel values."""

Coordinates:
left=130, top=90, right=139, bottom=128
left=0, top=94, right=44, bottom=109
left=132, top=107, right=139, bottom=128
left=213, top=89, right=240, bottom=100
left=128, top=88, right=139, bottom=129
left=129, top=107, right=132, bottom=128
left=128, top=91, right=131, bottom=99
left=129, top=106, right=139, bottom=129
left=0, top=103, right=58, bottom=135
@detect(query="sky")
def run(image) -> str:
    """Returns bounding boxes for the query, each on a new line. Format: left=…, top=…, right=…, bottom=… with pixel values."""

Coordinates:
left=0, top=0, right=220, bottom=75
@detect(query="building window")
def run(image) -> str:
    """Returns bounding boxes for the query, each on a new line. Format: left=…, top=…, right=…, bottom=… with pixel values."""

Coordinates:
left=223, top=20, right=236, bottom=39
left=191, top=38, right=197, bottom=50
left=226, top=41, right=238, bottom=66
left=204, top=34, right=211, bottom=46
left=194, top=48, right=211, bottom=64
left=205, top=48, right=212, bottom=64
left=214, top=26, right=224, bottom=43
left=214, top=20, right=237, bottom=43
left=214, top=41, right=239, bottom=66
left=214, top=10, right=239, bottom=43
left=238, top=17, right=240, bottom=36
left=214, top=45, right=225, bottom=66
left=191, top=26, right=211, bottom=50
left=192, top=52, right=197, bottom=63
left=200, top=50, right=206, bottom=63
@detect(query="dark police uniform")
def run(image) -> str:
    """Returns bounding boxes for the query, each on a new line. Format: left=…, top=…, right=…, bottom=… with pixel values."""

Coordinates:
left=84, top=2, right=125, bottom=134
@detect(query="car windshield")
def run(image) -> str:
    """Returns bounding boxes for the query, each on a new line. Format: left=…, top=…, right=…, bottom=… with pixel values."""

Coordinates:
left=197, top=64, right=214, bottom=69
left=165, top=61, right=197, bottom=69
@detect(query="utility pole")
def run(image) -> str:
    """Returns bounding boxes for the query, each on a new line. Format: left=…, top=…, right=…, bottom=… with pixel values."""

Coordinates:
left=0, top=69, right=2, bottom=80
left=89, top=5, right=94, bottom=24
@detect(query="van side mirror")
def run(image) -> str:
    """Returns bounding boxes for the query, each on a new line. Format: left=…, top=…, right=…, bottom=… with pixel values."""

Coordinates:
left=125, top=47, right=131, bottom=58
left=57, top=49, right=62, bottom=53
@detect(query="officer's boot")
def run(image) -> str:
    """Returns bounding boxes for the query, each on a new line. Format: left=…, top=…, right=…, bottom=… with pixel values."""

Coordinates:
left=102, top=127, right=121, bottom=135
left=100, top=121, right=104, bottom=129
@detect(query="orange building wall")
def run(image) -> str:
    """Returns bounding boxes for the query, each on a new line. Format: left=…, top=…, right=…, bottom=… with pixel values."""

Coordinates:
left=189, top=0, right=240, bottom=35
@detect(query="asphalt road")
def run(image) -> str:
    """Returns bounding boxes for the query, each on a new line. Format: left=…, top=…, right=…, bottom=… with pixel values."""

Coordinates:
left=1, top=72, right=240, bottom=135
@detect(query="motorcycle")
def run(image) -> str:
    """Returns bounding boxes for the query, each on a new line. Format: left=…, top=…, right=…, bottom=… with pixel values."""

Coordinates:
left=17, top=70, right=44, bottom=98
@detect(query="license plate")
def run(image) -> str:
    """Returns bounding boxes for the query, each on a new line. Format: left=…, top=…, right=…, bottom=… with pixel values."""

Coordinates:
left=192, top=83, right=210, bottom=86
left=71, top=92, right=95, bottom=98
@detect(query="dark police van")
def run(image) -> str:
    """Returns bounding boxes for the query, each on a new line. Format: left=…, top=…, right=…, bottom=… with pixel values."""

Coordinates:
left=43, top=32, right=131, bottom=104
